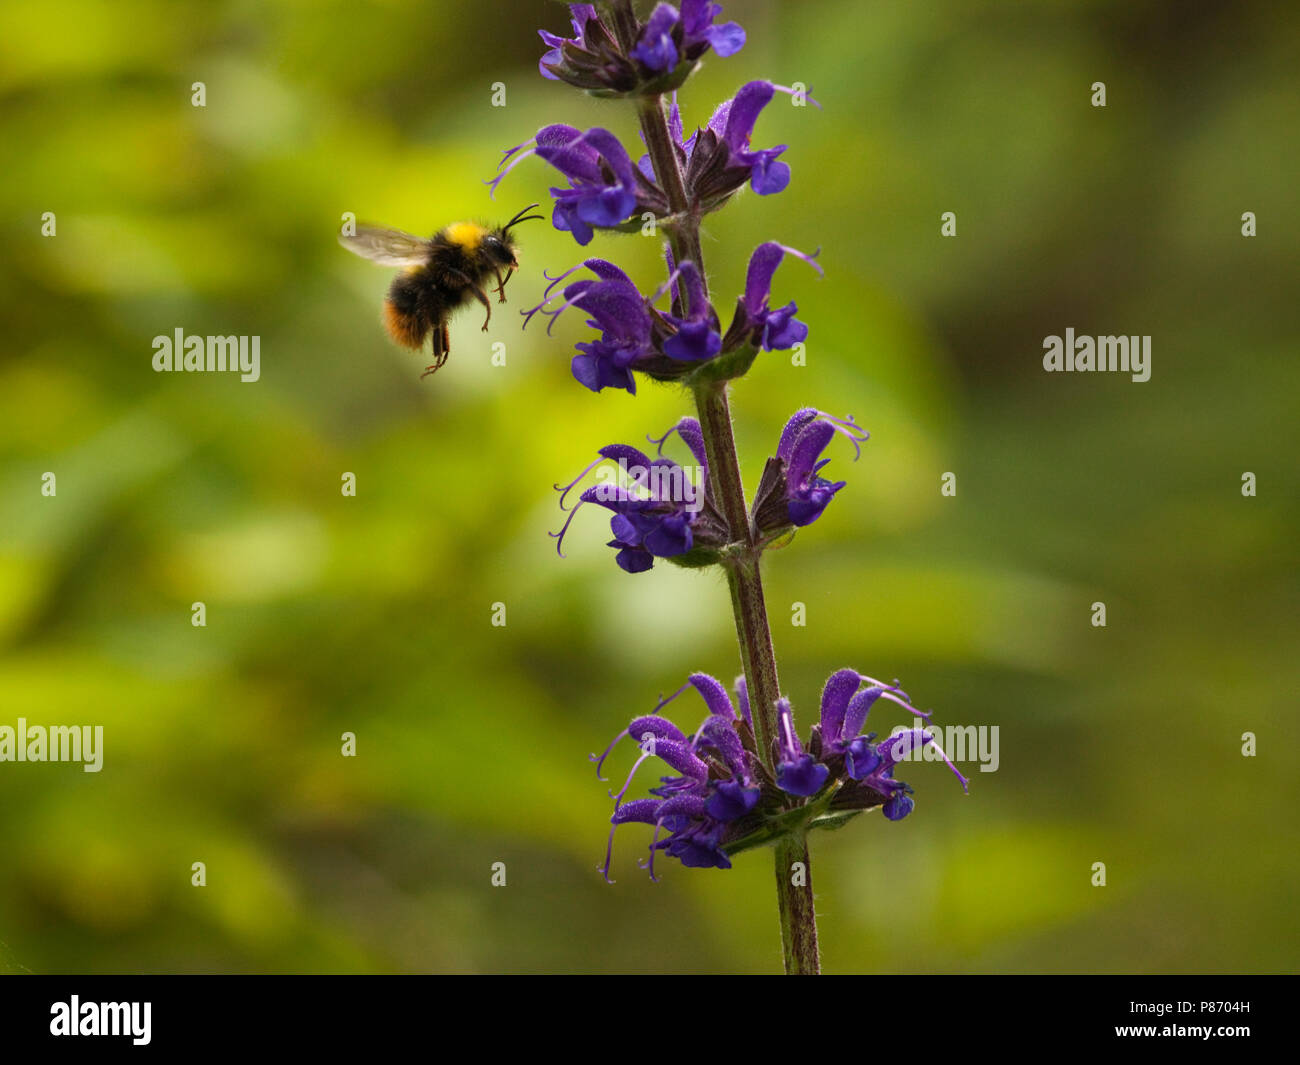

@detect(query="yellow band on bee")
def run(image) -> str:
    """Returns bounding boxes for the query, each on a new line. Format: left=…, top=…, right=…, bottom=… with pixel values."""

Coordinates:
left=445, top=221, right=487, bottom=252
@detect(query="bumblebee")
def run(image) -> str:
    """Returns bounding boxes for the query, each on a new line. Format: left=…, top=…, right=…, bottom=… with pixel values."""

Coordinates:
left=339, top=203, right=545, bottom=377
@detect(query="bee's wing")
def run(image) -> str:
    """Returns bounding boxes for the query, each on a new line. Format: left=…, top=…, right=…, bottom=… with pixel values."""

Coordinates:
left=338, top=224, right=432, bottom=267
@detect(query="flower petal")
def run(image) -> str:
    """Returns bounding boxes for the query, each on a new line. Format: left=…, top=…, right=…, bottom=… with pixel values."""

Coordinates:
left=818, top=668, right=861, bottom=744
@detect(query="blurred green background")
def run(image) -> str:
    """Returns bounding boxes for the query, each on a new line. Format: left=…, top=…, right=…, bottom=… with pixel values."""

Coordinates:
left=1, top=0, right=1296, bottom=974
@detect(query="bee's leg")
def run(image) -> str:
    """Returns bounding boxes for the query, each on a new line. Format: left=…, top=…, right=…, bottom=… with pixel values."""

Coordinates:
left=493, top=268, right=513, bottom=303
left=467, top=283, right=493, bottom=331
left=422, top=320, right=449, bottom=378
left=448, top=268, right=494, bottom=331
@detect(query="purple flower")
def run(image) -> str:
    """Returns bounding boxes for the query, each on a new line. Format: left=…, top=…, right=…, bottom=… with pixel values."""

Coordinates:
left=523, top=256, right=727, bottom=393
left=490, top=83, right=815, bottom=243
left=593, top=673, right=760, bottom=880
left=539, top=4, right=603, bottom=80
left=714, top=80, right=794, bottom=194
left=595, top=667, right=968, bottom=879
left=723, top=241, right=822, bottom=353
left=488, top=126, right=660, bottom=245
left=523, top=243, right=820, bottom=395
left=546, top=259, right=655, bottom=391
left=778, top=408, right=868, bottom=526
left=538, top=2, right=745, bottom=95
left=662, top=81, right=820, bottom=210
left=775, top=697, right=829, bottom=796
left=751, top=408, right=868, bottom=535
left=813, top=668, right=970, bottom=820
left=660, top=257, right=722, bottom=361
left=539, top=126, right=639, bottom=243
left=550, top=416, right=725, bottom=572
left=633, top=2, right=746, bottom=72
left=631, top=4, right=680, bottom=71
left=537, top=4, right=637, bottom=93
left=524, top=258, right=651, bottom=391
left=681, top=0, right=746, bottom=58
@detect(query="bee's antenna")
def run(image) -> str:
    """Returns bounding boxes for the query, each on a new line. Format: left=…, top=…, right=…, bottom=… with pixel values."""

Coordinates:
left=504, top=203, right=546, bottom=231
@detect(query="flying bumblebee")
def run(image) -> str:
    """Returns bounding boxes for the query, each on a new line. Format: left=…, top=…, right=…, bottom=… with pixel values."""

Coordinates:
left=339, top=203, right=545, bottom=377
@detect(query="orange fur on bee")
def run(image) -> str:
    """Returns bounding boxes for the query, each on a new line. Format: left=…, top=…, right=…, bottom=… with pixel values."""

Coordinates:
left=382, top=298, right=428, bottom=350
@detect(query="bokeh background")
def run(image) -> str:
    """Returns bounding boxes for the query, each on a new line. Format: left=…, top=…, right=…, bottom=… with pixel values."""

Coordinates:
left=1, top=0, right=1296, bottom=974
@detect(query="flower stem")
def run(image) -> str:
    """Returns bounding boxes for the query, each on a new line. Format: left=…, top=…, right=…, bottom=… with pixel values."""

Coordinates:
left=774, top=833, right=819, bottom=975
left=692, top=380, right=779, bottom=757
left=635, top=87, right=821, bottom=975
left=634, top=96, right=706, bottom=307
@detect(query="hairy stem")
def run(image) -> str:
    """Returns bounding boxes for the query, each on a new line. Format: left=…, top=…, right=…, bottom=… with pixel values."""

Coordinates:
left=635, top=96, right=706, bottom=304
left=774, top=834, right=819, bottom=975
left=693, top=381, right=778, bottom=756
left=634, top=85, right=820, bottom=976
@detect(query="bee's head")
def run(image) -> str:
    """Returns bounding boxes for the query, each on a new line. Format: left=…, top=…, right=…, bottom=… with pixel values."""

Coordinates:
left=482, top=231, right=519, bottom=269
left=490, top=203, right=546, bottom=267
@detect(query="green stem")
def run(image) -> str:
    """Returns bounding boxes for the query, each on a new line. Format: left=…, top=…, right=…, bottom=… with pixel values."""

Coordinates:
left=774, top=834, right=819, bottom=975
left=633, top=85, right=821, bottom=976
left=692, top=382, right=779, bottom=758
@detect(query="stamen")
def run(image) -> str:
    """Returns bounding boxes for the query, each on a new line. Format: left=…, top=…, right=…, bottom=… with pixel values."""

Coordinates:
left=815, top=411, right=871, bottom=460
left=887, top=729, right=969, bottom=793
left=770, top=84, right=823, bottom=111
left=554, top=454, right=606, bottom=511
left=647, top=681, right=691, bottom=717
left=642, top=821, right=665, bottom=882
left=646, top=421, right=684, bottom=457
left=498, top=139, right=535, bottom=166
left=548, top=498, right=588, bottom=558
left=609, top=748, right=652, bottom=802
left=777, top=698, right=799, bottom=756
left=534, top=286, right=592, bottom=336
left=663, top=246, right=677, bottom=302
left=484, top=141, right=538, bottom=200
left=879, top=690, right=932, bottom=721
left=647, top=266, right=683, bottom=310
left=777, top=242, right=825, bottom=278
left=923, top=732, right=971, bottom=793
left=521, top=263, right=605, bottom=333
left=589, top=726, right=628, bottom=781
left=858, top=675, right=912, bottom=702
left=541, top=262, right=588, bottom=301
left=520, top=293, right=564, bottom=332
left=601, top=819, right=618, bottom=884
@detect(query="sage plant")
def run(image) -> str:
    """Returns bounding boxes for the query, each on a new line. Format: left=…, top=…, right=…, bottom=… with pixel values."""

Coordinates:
left=494, top=0, right=966, bottom=974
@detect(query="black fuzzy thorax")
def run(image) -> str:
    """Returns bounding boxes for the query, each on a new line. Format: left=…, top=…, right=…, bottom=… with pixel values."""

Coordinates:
left=385, top=228, right=506, bottom=325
